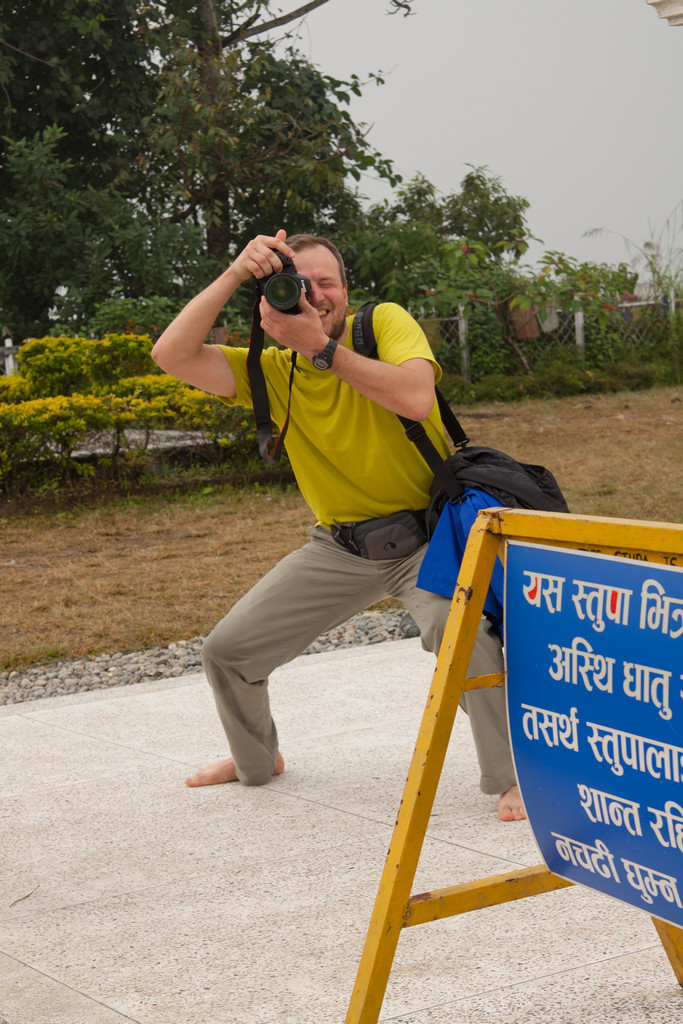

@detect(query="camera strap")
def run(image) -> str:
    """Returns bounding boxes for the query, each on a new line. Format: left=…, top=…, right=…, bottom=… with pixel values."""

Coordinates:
left=246, top=298, right=297, bottom=463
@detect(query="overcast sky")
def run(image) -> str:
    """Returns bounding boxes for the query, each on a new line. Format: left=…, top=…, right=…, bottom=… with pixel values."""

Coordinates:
left=288, top=0, right=683, bottom=275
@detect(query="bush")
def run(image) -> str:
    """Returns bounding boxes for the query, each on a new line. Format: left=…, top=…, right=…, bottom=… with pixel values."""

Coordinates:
left=108, top=375, right=258, bottom=458
left=17, top=335, right=93, bottom=397
left=438, top=355, right=664, bottom=406
left=420, top=308, right=529, bottom=382
left=17, top=334, right=160, bottom=398
left=0, top=369, right=263, bottom=494
left=594, top=360, right=657, bottom=392
left=0, top=373, right=32, bottom=404
left=0, top=394, right=112, bottom=489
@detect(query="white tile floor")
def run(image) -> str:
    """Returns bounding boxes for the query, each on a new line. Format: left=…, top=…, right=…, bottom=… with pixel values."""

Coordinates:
left=2, top=639, right=682, bottom=1024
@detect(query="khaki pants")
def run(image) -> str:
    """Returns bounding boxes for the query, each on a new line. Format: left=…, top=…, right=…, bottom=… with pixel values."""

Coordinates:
left=202, top=526, right=515, bottom=793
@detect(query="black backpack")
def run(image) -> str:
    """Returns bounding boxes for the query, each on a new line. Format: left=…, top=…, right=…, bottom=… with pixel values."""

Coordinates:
left=351, top=301, right=569, bottom=533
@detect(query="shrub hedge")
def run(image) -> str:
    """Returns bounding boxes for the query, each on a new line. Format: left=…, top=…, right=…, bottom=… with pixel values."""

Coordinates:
left=17, top=333, right=160, bottom=398
left=3, top=321, right=680, bottom=494
left=0, top=334, right=258, bottom=493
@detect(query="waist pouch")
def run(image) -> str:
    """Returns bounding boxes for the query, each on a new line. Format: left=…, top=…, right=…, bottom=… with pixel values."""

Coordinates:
left=331, top=509, right=428, bottom=560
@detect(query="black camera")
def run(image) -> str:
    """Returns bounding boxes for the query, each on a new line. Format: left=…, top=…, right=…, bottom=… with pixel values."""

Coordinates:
left=257, top=252, right=311, bottom=315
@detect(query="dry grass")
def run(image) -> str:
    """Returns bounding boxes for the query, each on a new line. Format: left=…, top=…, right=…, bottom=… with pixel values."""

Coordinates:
left=466, top=385, right=683, bottom=523
left=3, top=489, right=311, bottom=671
left=2, top=385, right=682, bottom=672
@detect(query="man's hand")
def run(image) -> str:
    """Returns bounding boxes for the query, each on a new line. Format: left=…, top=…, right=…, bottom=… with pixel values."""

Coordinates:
left=261, top=292, right=436, bottom=422
left=152, top=227, right=295, bottom=398
left=259, top=292, right=328, bottom=361
left=232, top=229, right=296, bottom=285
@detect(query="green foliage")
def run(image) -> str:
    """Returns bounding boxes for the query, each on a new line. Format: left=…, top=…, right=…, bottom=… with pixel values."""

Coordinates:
left=465, top=307, right=519, bottom=380
left=0, top=126, right=91, bottom=341
left=0, top=125, right=213, bottom=342
left=426, top=239, right=542, bottom=377
left=17, top=335, right=95, bottom=398
left=425, top=240, right=666, bottom=381
left=0, top=394, right=112, bottom=489
left=108, top=375, right=195, bottom=402
left=0, top=1, right=161, bottom=340
left=439, top=354, right=661, bottom=405
left=82, top=297, right=179, bottom=340
left=669, top=308, right=683, bottom=384
left=344, top=176, right=449, bottom=304
left=515, top=251, right=636, bottom=324
left=0, top=0, right=156, bottom=186
left=2, top=312, right=677, bottom=495
left=17, top=334, right=160, bottom=398
left=583, top=313, right=631, bottom=367
left=341, top=169, right=531, bottom=309
left=2, top=326, right=273, bottom=494
left=0, top=374, right=32, bottom=405
left=87, top=335, right=163, bottom=389
left=0, top=370, right=257, bottom=493
left=633, top=306, right=683, bottom=385
left=428, top=238, right=500, bottom=316
left=145, top=39, right=398, bottom=267
left=420, top=306, right=515, bottom=382
left=441, top=165, right=532, bottom=261
left=1, top=1, right=403, bottom=340
left=108, top=375, right=258, bottom=459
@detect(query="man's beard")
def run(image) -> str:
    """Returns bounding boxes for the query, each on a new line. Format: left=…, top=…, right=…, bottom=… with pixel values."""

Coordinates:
left=326, top=306, right=348, bottom=341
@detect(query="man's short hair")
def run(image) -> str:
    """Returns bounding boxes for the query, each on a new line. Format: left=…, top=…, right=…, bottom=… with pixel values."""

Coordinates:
left=286, top=234, right=347, bottom=289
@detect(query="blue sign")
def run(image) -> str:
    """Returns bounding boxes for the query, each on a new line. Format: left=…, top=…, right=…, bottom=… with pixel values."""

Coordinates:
left=505, top=541, right=683, bottom=928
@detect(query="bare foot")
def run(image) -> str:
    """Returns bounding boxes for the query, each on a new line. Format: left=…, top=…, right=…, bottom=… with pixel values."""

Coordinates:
left=185, top=752, right=285, bottom=788
left=498, top=784, right=526, bottom=821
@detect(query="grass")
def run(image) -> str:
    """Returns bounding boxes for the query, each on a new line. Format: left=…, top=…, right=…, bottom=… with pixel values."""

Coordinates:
left=2, top=385, right=682, bottom=673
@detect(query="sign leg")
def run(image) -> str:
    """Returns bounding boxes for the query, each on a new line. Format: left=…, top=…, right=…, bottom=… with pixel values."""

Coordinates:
left=345, top=520, right=501, bottom=1024
left=652, top=917, right=683, bottom=986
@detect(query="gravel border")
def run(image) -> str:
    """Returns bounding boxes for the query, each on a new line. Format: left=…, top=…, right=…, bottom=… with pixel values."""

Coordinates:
left=1, top=610, right=420, bottom=706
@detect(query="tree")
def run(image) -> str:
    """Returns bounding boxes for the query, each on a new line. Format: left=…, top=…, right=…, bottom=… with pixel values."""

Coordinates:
left=340, top=169, right=532, bottom=308
left=430, top=245, right=638, bottom=380
left=0, top=121, right=213, bottom=340
left=145, top=41, right=399, bottom=264
left=442, top=165, right=531, bottom=261
left=0, top=1, right=168, bottom=339
left=0, top=1, right=157, bottom=190
left=0, top=0, right=414, bottom=340
left=515, top=251, right=636, bottom=323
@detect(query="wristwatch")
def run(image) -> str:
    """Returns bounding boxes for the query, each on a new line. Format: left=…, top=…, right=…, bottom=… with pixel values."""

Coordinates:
left=311, top=337, right=337, bottom=370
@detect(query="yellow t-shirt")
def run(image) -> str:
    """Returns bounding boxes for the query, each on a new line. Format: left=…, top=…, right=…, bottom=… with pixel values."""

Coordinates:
left=218, top=302, right=450, bottom=528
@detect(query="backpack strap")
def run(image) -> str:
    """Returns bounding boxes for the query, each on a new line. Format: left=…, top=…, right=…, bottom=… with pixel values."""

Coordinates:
left=351, top=302, right=469, bottom=497
left=351, top=301, right=379, bottom=358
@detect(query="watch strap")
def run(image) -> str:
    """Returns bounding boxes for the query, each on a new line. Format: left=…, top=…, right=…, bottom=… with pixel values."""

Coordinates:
left=312, top=337, right=337, bottom=369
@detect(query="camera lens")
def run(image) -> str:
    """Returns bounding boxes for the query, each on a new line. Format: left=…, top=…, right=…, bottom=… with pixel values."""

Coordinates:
left=264, top=274, right=301, bottom=311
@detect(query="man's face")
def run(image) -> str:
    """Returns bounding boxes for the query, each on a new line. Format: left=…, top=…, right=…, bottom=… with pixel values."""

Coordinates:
left=291, top=245, right=349, bottom=342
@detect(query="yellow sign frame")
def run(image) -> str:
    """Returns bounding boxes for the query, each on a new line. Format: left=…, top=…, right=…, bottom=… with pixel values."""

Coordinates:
left=345, top=508, right=683, bottom=1024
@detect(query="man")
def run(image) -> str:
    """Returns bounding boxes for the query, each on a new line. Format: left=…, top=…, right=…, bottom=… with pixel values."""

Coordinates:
left=152, top=229, right=525, bottom=821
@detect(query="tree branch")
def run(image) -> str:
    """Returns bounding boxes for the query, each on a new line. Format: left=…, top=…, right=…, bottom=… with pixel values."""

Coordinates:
left=222, top=0, right=333, bottom=46
left=388, top=0, right=415, bottom=14
left=0, top=36, right=55, bottom=65
left=221, top=0, right=415, bottom=46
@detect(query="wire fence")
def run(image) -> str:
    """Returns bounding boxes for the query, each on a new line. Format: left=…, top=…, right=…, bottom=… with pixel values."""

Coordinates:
left=416, top=299, right=678, bottom=382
